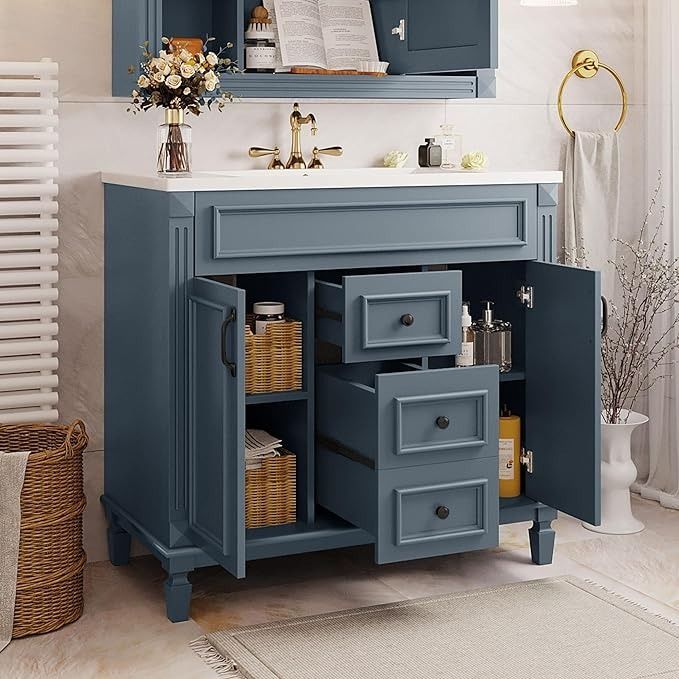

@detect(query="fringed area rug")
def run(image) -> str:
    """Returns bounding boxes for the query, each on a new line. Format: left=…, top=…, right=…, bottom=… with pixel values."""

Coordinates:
left=190, top=577, right=679, bottom=679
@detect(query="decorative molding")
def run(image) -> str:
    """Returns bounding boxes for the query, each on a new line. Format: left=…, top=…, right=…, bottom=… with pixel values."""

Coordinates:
left=538, top=208, right=557, bottom=263
left=212, top=199, right=528, bottom=260
left=537, top=184, right=559, bottom=207
left=394, top=390, right=488, bottom=456
left=476, top=69, right=497, bottom=98
left=169, top=192, right=195, bottom=218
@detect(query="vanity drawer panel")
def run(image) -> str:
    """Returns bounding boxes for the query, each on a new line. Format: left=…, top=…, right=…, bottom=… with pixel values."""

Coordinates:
left=316, top=449, right=499, bottom=564
left=194, top=185, right=537, bottom=275
left=317, top=271, right=462, bottom=363
left=317, top=363, right=499, bottom=470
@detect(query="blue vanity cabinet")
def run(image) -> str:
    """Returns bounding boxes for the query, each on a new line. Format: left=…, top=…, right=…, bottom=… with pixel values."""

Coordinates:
left=111, top=0, right=498, bottom=98
left=102, top=179, right=599, bottom=623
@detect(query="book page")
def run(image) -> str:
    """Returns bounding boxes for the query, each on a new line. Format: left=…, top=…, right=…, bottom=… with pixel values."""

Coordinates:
left=262, top=0, right=290, bottom=72
left=273, top=0, right=328, bottom=69
left=318, top=0, right=379, bottom=71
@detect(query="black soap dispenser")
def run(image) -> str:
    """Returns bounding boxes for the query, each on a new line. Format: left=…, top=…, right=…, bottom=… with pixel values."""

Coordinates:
left=418, top=138, right=442, bottom=168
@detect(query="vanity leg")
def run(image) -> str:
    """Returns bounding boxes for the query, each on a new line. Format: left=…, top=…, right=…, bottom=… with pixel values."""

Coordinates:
left=164, top=571, right=193, bottom=623
left=107, top=517, right=131, bottom=566
left=529, top=519, right=556, bottom=565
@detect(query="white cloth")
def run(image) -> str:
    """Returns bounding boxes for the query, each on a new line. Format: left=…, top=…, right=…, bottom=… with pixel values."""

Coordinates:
left=633, top=0, right=679, bottom=510
left=0, top=450, right=29, bottom=652
left=564, top=130, right=621, bottom=299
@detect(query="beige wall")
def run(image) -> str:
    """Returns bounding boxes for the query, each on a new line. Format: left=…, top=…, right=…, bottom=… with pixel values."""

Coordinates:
left=0, top=0, right=646, bottom=561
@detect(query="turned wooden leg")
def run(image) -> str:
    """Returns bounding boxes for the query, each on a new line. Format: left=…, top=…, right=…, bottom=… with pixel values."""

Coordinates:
left=529, top=519, right=556, bottom=565
left=107, top=520, right=131, bottom=566
left=164, top=571, right=193, bottom=622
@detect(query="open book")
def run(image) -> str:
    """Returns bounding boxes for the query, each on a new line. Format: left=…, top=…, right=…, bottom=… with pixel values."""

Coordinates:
left=271, top=0, right=379, bottom=71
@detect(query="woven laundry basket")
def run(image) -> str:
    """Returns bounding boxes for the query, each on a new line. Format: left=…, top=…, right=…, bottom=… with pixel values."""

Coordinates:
left=1, top=420, right=89, bottom=638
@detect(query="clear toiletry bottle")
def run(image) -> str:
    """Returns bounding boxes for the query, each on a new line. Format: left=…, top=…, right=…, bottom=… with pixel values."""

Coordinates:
left=437, top=124, right=463, bottom=169
left=472, top=301, right=512, bottom=372
left=456, top=302, right=475, bottom=367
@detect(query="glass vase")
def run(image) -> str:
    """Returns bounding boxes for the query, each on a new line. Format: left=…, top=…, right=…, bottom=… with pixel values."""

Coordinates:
left=157, top=109, right=192, bottom=176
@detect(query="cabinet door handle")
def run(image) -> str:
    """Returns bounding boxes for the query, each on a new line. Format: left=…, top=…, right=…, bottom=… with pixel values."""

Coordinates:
left=401, top=313, right=415, bottom=327
left=436, top=416, right=450, bottom=430
left=391, top=18, right=406, bottom=41
left=436, top=506, right=450, bottom=520
left=221, top=309, right=237, bottom=377
left=601, top=295, right=609, bottom=338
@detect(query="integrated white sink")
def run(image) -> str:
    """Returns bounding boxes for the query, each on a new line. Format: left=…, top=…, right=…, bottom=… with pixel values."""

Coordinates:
left=101, top=168, right=564, bottom=192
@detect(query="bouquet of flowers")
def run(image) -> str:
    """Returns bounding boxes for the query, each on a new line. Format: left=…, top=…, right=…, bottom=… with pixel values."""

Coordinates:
left=131, top=37, right=236, bottom=115
left=130, top=37, right=237, bottom=173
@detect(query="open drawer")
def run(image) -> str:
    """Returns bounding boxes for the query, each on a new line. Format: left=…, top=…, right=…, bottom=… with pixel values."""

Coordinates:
left=316, top=271, right=462, bottom=363
left=317, top=448, right=499, bottom=564
left=317, top=362, right=499, bottom=470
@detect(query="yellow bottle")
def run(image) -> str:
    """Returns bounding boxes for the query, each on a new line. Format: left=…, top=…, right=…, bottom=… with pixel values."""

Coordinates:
left=499, top=407, right=521, bottom=498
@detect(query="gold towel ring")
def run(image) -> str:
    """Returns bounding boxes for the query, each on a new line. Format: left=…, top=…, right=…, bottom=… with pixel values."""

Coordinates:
left=557, top=50, right=628, bottom=138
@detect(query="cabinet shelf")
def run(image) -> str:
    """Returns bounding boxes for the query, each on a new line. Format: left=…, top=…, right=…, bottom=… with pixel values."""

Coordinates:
left=499, top=495, right=547, bottom=525
left=245, top=508, right=374, bottom=561
left=246, top=390, right=309, bottom=405
left=499, top=371, right=526, bottom=383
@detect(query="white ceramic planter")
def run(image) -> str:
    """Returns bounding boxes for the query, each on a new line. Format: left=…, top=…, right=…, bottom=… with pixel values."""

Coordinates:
left=583, top=409, right=648, bottom=535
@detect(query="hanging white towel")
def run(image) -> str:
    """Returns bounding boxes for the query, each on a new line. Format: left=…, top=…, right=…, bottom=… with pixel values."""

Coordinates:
left=0, top=450, right=29, bottom=652
left=564, top=130, right=621, bottom=298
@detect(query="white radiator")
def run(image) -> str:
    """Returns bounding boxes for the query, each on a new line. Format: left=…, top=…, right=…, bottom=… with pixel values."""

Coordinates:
left=0, top=59, right=59, bottom=424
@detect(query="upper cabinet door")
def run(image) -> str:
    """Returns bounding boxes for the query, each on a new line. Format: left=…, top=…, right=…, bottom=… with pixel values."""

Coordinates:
left=186, top=277, right=246, bottom=578
left=373, top=0, right=498, bottom=75
left=524, top=262, right=601, bottom=525
left=112, top=0, right=161, bottom=97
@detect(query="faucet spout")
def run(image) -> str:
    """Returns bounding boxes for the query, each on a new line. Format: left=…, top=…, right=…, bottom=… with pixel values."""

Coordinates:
left=287, top=103, right=318, bottom=169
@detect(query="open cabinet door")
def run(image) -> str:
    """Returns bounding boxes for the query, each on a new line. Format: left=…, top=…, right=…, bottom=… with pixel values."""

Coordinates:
left=186, top=278, right=246, bottom=577
left=372, top=0, right=497, bottom=75
left=524, top=262, right=601, bottom=525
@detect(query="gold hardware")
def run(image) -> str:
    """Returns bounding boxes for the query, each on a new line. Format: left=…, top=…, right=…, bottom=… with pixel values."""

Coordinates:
left=308, top=146, right=344, bottom=170
left=287, top=102, right=317, bottom=169
left=557, top=49, right=628, bottom=138
left=248, top=146, right=285, bottom=170
left=520, top=449, right=534, bottom=474
left=165, top=108, right=185, bottom=125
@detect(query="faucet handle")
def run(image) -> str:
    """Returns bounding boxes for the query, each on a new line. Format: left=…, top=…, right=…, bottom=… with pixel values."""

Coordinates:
left=308, top=146, right=343, bottom=170
left=249, top=146, right=285, bottom=170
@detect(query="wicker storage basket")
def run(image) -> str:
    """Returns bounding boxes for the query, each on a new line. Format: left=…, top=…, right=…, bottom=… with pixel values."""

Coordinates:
left=1, top=420, right=89, bottom=639
left=245, top=451, right=296, bottom=529
left=245, top=315, right=302, bottom=395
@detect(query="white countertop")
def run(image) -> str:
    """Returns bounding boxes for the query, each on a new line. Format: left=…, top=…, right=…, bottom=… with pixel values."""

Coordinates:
left=101, top=168, right=563, bottom=192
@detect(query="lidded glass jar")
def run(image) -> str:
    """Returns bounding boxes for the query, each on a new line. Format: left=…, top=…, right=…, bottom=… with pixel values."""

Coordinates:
left=436, top=124, right=463, bottom=169
left=157, top=109, right=192, bottom=176
left=471, top=301, right=512, bottom=372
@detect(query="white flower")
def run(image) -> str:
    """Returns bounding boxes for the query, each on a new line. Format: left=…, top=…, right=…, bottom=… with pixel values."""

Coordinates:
left=150, top=57, right=166, bottom=72
left=204, top=71, right=219, bottom=91
left=180, top=63, right=196, bottom=78
left=206, top=52, right=218, bottom=66
left=383, top=150, right=408, bottom=168
left=159, top=50, right=169, bottom=59
left=183, top=87, right=191, bottom=95
left=166, top=74, right=182, bottom=89
left=197, top=53, right=206, bottom=64
left=461, top=151, right=488, bottom=170
left=179, top=49, right=192, bottom=63
left=153, top=72, right=165, bottom=83
left=137, top=75, right=150, bottom=88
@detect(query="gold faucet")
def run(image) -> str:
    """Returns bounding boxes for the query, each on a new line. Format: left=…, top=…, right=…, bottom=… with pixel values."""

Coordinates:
left=249, top=103, right=343, bottom=169
left=287, top=103, right=317, bottom=169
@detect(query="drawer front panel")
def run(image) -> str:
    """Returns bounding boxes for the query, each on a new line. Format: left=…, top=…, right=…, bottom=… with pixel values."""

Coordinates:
left=194, top=185, right=537, bottom=274
left=378, top=365, right=498, bottom=469
left=395, top=389, right=488, bottom=457
left=317, top=271, right=462, bottom=363
left=378, top=458, right=499, bottom=563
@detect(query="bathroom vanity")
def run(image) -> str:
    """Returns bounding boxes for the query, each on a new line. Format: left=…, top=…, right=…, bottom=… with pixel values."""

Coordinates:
left=101, top=169, right=601, bottom=622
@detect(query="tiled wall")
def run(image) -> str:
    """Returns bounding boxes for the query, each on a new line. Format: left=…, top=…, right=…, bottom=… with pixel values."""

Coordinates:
left=0, top=0, right=646, bottom=561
